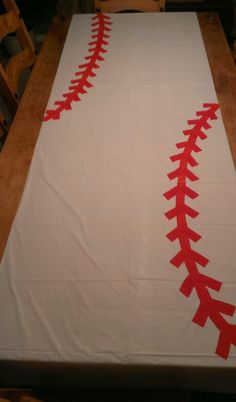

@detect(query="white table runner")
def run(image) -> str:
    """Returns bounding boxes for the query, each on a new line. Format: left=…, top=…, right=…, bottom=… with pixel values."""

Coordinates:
left=0, top=12, right=236, bottom=368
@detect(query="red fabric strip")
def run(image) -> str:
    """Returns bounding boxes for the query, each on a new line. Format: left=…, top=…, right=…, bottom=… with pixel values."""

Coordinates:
left=164, top=103, right=236, bottom=359
left=43, top=13, right=112, bottom=122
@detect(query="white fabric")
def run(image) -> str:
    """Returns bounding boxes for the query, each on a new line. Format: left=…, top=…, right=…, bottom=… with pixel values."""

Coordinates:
left=0, top=13, right=236, bottom=368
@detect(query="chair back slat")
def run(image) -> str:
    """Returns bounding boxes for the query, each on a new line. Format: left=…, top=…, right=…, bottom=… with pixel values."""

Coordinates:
left=3, top=0, right=35, bottom=59
left=6, top=48, right=35, bottom=93
left=0, top=11, right=19, bottom=40
left=0, top=64, right=18, bottom=113
left=0, top=0, right=36, bottom=115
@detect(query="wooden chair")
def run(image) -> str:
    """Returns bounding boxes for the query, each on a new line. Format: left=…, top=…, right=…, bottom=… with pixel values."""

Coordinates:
left=95, top=0, right=166, bottom=13
left=0, top=0, right=36, bottom=115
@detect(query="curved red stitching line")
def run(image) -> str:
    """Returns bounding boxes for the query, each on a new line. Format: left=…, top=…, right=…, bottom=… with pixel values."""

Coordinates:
left=43, top=13, right=112, bottom=122
left=164, top=103, right=236, bottom=359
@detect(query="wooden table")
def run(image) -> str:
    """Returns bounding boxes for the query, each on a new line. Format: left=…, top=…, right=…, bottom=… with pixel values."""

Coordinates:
left=0, top=12, right=235, bottom=262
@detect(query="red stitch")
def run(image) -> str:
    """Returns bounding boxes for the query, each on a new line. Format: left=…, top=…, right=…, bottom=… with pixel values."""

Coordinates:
left=43, top=13, right=112, bottom=122
left=180, top=273, right=222, bottom=297
left=170, top=153, right=199, bottom=167
left=170, top=249, right=209, bottom=268
left=164, top=103, right=236, bottom=359
left=165, top=204, right=199, bottom=220
left=168, top=167, right=199, bottom=182
left=176, top=141, right=202, bottom=153
left=164, top=185, right=199, bottom=200
left=216, top=325, right=236, bottom=359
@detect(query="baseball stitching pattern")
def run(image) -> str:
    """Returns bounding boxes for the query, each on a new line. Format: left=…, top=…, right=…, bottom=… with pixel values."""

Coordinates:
left=44, top=13, right=112, bottom=122
left=164, top=103, right=236, bottom=359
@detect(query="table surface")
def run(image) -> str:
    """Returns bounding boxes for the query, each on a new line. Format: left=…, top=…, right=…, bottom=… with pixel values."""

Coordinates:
left=0, top=13, right=236, bottom=389
left=0, top=11, right=235, bottom=263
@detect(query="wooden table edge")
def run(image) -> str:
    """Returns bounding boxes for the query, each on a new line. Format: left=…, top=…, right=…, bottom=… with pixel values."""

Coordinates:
left=198, top=12, right=236, bottom=168
left=0, top=15, right=71, bottom=261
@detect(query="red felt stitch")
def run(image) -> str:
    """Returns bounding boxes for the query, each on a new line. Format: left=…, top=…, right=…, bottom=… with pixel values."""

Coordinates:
left=43, top=13, right=112, bottom=122
left=164, top=185, right=198, bottom=200
left=164, top=103, right=236, bottom=359
left=180, top=273, right=222, bottom=297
